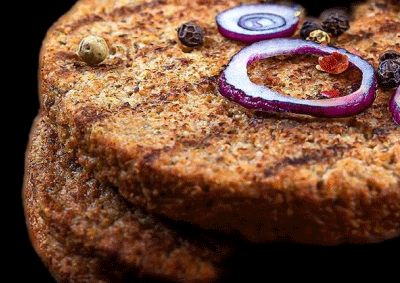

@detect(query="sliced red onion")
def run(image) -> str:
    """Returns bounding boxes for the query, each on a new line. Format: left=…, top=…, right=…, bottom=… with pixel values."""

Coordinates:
left=216, top=4, right=300, bottom=43
left=389, top=87, right=400, bottom=125
left=219, top=38, right=377, bottom=118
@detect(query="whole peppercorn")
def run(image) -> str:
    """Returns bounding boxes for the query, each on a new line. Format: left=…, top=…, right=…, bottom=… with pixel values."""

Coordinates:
left=78, top=35, right=109, bottom=66
left=379, top=50, right=400, bottom=62
left=176, top=22, right=204, bottom=48
left=300, top=21, right=325, bottom=39
left=378, top=51, right=400, bottom=88
left=320, top=8, right=350, bottom=36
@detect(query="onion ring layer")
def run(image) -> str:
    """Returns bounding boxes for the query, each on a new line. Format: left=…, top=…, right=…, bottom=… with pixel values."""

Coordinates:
left=219, top=38, right=377, bottom=118
left=216, top=4, right=300, bottom=43
left=389, top=87, right=400, bottom=125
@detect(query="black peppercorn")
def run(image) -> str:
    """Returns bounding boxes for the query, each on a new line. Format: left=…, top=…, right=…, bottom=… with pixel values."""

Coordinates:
left=177, top=22, right=204, bottom=48
left=377, top=52, right=400, bottom=89
left=300, top=21, right=325, bottom=39
left=320, top=8, right=350, bottom=36
left=379, top=50, right=400, bottom=62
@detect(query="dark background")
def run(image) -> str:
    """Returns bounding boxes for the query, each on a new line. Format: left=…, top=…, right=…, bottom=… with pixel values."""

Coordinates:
left=21, top=1, right=396, bottom=282
left=21, top=1, right=78, bottom=282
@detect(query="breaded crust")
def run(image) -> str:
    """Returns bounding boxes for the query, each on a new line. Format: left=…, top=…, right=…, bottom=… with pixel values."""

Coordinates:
left=38, top=0, right=400, bottom=244
left=23, top=116, right=235, bottom=282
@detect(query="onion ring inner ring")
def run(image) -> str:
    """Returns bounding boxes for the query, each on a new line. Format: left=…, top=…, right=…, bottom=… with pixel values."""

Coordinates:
left=238, top=13, right=286, bottom=31
left=216, top=4, right=300, bottom=43
left=219, top=38, right=377, bottom=118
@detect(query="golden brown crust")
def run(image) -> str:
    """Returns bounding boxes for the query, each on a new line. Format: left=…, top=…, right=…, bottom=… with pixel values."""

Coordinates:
left=23, top=116, right=235, bottom=282
left=37, top=0, right=400, bottom=244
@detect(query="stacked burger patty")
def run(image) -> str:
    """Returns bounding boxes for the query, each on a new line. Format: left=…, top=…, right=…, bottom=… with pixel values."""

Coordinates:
left=24, top=0, right=400, bottom=282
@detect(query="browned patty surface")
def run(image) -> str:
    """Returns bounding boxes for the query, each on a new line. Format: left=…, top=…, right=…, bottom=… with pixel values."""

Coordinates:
left=24, top=115, right=242, bottom=283
left=38, top=0, right=400, bottom=244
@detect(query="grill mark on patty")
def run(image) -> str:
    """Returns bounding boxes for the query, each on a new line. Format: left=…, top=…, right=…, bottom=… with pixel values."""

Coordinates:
left=141, top=146, right=174, bottom=167
left=73, top=105, right=111, bottom=139
left=64, top=14, right=105, bottom=32
left=108, top=0, right=167, bottom=18
left=263, top=145, right=350, bottom=177
left=62, top=0, right=169, bottom=34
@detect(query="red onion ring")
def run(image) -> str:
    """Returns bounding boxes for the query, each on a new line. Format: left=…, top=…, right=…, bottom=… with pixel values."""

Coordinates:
left=389, top=87, right=400, bottom=125
left=216, top=4, right=300, bottom=43
left=219, top=38, right=377, bottom=118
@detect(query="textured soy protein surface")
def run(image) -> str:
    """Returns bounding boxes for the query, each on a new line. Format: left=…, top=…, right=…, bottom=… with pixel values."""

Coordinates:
left=30, top=0, right=400, bottom=253
left=24, top=116, right=236, bottom=282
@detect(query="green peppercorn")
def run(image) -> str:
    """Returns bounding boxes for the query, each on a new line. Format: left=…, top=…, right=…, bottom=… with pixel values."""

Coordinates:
left=78, top=35, right=109, bottom=66
left=176, top=22, right=204, bottom=48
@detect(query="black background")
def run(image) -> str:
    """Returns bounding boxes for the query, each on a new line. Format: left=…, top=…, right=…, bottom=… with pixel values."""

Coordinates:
left=20, top=1, right=78, bottom=282
left=20, top=1, right=397, bottom=282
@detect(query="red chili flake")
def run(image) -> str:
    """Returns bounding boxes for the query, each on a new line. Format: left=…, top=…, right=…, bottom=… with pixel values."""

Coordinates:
left=320, top=89, right=340, bottom=98
left=317, top=52, right=349, bottom=74
left=265, top=76, right=280, bottom=86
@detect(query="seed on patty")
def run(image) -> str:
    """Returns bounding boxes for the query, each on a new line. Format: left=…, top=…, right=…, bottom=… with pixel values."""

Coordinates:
left=176, top=22, right=204, bottom=47
left=320, top=7, right=350, bottom=36
left=306, top=29, right=331, bottom=44
left=379, top=50, right=400, bottom=63
left=300, top=21, right=324, bottom=39
left=78, top=35, right=109, bottom=65
left=378, top=59, right=400, bottom=89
